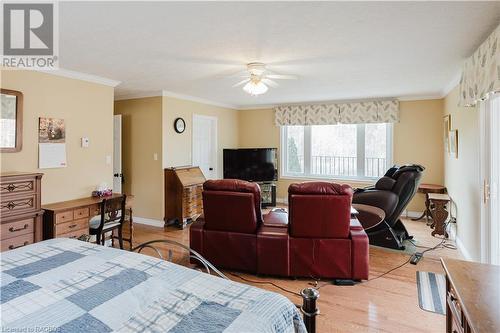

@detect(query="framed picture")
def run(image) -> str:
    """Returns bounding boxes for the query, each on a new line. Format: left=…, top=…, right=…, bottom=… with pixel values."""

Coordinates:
left=443, top=114, right=451, bottom=153
left=39, top=118, right=66, bottom=143
left=449, top=129, right=458, bottom=158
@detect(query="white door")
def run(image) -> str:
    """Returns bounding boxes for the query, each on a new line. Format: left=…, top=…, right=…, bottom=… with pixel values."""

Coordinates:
left=113, top=115, right=122, bottom=193
left=480, top=94, right=500, bottom=265
left=192, top=114, right=217, bottom=179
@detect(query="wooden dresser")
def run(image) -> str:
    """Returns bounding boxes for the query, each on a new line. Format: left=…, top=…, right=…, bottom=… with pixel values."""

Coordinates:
left=441, top=258, right=500, bottom=333
left=0, top=172, right=44, bottom=251
left=164, top=166, right=205, bottom=229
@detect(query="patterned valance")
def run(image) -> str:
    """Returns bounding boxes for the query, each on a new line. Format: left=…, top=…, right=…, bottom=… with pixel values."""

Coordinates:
left=459, top=24, right=500, bottom=107
left=274, top=100, right=399, bottom=126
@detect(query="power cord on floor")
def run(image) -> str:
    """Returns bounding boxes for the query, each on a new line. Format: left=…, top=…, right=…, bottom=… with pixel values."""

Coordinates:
left=227, top=272, right=301, bottom=297
left=366, top=257, right=412, bottom=282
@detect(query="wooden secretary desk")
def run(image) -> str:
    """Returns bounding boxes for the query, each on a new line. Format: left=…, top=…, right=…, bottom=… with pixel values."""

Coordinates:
left=164, top=166, right=205, bottom=229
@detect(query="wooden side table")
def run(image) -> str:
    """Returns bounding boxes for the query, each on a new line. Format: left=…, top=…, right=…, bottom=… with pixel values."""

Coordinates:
left=428, top=193, right=450, bottom=237
left=412, top=183, right=446, bottom=223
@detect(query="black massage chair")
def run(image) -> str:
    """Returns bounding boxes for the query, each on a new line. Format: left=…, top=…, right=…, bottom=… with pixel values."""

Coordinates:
left=353, top=164, right=425, bottom=250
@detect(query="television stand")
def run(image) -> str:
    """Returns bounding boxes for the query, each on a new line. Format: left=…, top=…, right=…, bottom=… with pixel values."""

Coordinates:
left=257, top=182, right=276, bottom=207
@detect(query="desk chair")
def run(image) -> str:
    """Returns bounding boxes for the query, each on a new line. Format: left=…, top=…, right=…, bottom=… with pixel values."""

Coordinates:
left=89, top=195, right=127, bottom=249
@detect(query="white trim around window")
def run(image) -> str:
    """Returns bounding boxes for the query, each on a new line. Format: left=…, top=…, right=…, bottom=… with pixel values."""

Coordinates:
left=280, top=123, right=393, bottom=182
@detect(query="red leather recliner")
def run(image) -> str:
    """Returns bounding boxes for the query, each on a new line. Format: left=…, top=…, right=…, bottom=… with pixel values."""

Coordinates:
left=190, top=179, right=263, bottom=272
left=287, top=182, right=369, bottom=280
left=190, top=179, right=369, bottom=280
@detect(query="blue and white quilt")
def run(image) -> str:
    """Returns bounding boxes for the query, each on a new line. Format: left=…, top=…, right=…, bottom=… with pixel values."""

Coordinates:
left=0, top=238, right=306, bottom=332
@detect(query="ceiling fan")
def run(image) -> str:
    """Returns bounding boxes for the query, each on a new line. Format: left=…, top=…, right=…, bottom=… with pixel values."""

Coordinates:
left=232, top=62, right=298, bottom=96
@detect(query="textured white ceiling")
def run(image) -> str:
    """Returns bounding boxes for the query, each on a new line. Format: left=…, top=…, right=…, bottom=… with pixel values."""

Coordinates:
left=59, top=2, right=500, bottom=108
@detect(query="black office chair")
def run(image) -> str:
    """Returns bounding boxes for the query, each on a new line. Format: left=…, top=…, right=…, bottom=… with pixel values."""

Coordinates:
left=353, top=164, right=425, bottom=250
left=89, top=195, right=127, bottom=249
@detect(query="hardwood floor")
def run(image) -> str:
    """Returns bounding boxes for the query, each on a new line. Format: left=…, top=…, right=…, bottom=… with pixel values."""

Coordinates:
left=127, top=217, right=461, bottom=333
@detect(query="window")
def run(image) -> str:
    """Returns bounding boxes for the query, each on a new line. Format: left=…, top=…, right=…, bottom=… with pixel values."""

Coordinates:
left=281, top=123, right=392, bottom=180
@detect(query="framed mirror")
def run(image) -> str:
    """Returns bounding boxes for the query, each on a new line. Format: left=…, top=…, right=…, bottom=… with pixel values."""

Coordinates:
left=1, top=89, right=23, bottom=152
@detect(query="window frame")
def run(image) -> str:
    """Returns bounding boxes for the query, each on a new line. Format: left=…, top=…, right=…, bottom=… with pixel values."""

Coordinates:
left=280, top=123, right=393, bottom=182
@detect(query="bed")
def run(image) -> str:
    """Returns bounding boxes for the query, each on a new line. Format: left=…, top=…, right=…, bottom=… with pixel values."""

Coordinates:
left=0, top=238, right=306, bottom=332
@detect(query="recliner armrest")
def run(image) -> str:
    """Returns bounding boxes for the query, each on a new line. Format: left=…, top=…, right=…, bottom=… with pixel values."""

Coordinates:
left=262, top=210, right=288, bottom=228
left=189, top=218, right=205, bottom=262
left=350, top=218, right=364, bottom=231
left=257, top=225, right=290, bottom=276
left=349, top=225, right=369, bottom=280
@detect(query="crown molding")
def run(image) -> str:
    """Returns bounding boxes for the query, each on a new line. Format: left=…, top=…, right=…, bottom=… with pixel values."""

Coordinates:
left=114, top=91, right=163, bottom=101
left=162, top=90, right=238, bottom=110
left=37, top=68, right=121, bottom=87
left=398, top=94, right=444, bottom=101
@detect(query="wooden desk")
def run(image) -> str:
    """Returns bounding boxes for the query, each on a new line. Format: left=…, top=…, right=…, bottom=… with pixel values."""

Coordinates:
left=42, top=194, right=134, bottom=248
left=441, top=258, right=500, bottom=333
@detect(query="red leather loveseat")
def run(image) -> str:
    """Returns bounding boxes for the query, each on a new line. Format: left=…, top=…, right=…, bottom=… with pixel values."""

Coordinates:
left=190, top=179, right=369, bottom=280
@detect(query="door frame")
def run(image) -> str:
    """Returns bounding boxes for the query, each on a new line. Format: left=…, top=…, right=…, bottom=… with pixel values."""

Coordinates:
left=192, top=114, right=218, bottom=179
left=480, top=95, right=500, bottom=264
left=113, top=114, right=122, bottom=193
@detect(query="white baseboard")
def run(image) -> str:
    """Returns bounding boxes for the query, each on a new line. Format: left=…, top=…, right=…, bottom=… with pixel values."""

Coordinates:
left=455, top=235, right=473, bottom=261
left=403, top=210, right=422, bottom=219
left=133, top=217, right=164, bottom=228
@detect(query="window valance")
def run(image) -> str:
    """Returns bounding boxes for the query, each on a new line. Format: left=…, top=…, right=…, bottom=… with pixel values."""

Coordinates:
left=274, top=100, right=399, bottom=126
left=459, top=24, right=499, bottom=107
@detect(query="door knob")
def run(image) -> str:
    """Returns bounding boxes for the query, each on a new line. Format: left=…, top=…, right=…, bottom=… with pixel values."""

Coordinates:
left=209, top=168, right=213, bottom=171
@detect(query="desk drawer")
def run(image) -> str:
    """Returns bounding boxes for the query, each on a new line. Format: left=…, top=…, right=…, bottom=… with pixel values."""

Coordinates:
left=55, top=210, right=74, bottom=224
left=74, top=207, right=89, bottom=219
left=59, top=227, right=88, bottom=240
left=56, top=218, right=88, bottom=235
left=0, top=218, right=34, bottom=240
left=1, top=233, right=34, bottom=252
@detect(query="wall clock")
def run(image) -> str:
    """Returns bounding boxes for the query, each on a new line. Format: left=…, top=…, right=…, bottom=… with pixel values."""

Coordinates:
left=174, top=117, right=186, bottom=133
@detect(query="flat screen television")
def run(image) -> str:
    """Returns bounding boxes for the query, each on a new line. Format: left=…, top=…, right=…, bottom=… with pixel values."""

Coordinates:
left=223, top=148, right=278, bottom=182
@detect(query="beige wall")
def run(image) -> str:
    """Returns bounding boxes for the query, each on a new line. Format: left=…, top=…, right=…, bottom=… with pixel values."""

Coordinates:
left=1, top=69, right=114, bottom=204
left=238, top=99, right=445, bottom=211
left=394, top=99, right=444, bottom=211
left=114, top=97, right=163, bottom=220
left=162, top=97, right=239, bottom=179
left=443, top=86, right=481, bottom=261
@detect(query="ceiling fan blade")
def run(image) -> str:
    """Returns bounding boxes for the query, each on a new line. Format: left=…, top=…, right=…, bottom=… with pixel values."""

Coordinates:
left=232, top=78, right=250, bottom=87
left=266, top=74, right=298, bottom=80
left=262, top=78, right=279, bottom=88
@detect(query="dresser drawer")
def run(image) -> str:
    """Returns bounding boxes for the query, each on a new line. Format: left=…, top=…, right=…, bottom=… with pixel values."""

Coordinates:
left=0, top=218, right=34, bottom=240
left=55, top=210, right=74, bottom=224
left=1, top=193, right=38, bottom=217
left=1, top=233, right=34, bottom=251
left=58, top=227, right=89, bottom=240
left=74, top=207, right=89, bottom=219
left=56, top=218, right=88, bottom=235
left=0, top=178, right=36, bottom=196
left=447, top=286, right=464, bottom=333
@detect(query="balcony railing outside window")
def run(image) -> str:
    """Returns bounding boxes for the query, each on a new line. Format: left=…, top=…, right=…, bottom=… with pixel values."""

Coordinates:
left=292, top=155, right=386, bottom=178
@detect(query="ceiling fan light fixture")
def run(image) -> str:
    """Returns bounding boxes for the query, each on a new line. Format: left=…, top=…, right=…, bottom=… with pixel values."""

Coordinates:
left=243, top=80, right=268, bottom=95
